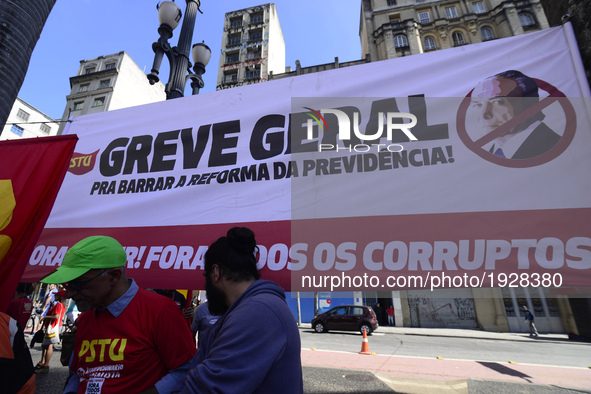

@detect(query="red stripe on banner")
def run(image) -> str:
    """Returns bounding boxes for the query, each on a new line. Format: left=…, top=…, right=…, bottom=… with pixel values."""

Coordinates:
left=290, top=209, right=591, bottom=291
left=22, top=221, right=291, bottom=290
left=22, top=208, right=591, bottom=292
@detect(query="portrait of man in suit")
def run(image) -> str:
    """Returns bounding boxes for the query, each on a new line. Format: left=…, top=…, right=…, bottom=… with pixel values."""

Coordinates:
left=469, top=70, right=561, bottom=159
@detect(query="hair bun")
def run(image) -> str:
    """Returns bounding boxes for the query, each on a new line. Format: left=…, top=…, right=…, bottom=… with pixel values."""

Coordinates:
left=227, top=227, right=256, bottom=255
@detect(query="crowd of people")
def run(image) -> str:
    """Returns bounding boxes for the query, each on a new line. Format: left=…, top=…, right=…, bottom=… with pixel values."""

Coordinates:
left=3, top=227, right=303, bottom=393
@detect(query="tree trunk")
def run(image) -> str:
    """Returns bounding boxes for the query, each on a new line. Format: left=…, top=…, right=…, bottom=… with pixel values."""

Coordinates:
left=0, top=0, right=57, bottom=134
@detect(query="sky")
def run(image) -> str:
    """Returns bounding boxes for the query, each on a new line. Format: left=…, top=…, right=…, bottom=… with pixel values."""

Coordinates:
left=17, top=0, right=362, bottom=120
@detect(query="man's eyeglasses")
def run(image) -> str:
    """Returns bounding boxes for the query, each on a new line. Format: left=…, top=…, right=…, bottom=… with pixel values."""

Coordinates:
left=64, top=269, right=108, bottom=292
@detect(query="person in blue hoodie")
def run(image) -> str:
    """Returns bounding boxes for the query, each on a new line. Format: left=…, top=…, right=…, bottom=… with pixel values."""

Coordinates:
left=180, top=227, right=303, bottom=393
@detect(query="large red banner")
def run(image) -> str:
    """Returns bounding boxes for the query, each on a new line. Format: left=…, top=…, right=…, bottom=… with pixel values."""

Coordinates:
left=0, top=135, right=77, bottom=312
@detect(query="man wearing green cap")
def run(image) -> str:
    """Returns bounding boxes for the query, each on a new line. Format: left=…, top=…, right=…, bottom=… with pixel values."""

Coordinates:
left=41, top=235, right=196, bottom=394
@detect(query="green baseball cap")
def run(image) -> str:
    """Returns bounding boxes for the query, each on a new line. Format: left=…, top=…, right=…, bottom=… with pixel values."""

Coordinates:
left=40, top=236, right=127, bottom=284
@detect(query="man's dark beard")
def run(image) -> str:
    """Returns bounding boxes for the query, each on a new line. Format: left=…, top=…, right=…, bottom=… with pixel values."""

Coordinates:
left=205, top=273, right=229, bottom=316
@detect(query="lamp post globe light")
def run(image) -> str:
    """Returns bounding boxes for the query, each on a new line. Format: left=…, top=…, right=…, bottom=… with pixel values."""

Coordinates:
left=147, top=0, right=212, bottom=99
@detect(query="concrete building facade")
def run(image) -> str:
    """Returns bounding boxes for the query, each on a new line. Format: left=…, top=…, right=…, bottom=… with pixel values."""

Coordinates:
left=360, top=0, right=549, bottom=61
left=0, top=97, right=59, bottom=141
left=216, top=3, right=285, bottom=90
left=58, top=51, right=165, bottom=134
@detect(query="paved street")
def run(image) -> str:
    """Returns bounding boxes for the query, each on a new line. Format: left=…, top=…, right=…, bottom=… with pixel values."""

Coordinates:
left=28, top=342, right=70, bottom=394
left=300, top=328, right=591, bottom=368
left=27, top=325, right=591, bottom=393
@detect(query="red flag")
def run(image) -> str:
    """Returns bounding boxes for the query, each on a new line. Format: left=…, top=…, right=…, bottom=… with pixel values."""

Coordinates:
left=0, top=135, right=77, bottom=312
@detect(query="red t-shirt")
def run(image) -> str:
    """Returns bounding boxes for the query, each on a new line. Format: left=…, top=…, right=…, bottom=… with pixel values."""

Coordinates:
left=7, top=297, right=33, bottom=329
left=71, top=288, right=196, bottom=393
left=45, top=302, right=65, bottom=330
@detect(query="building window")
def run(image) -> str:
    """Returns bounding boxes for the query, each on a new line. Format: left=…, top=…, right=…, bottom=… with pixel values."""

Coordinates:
left=394, top=34, right=409, bottom=48
left=418, top=11, right=430, bottom=24
left=16, top=109, right=30, bottom=121
left=389, top=14, right=401, bottom=23
left=250, top=13, right=263, bottom=24
left=11, top=125, right=24, bottom=136
left=445, top=6, right=459, bottom=19
left=424, top=36, right=436, bottom=50
left=230, top=17, right=242, bottom=28
left=224, top=72, right=238, bottom=84
left=225, top=52, right=239, bottom=63
left=452, top=31, right=466, bottom=46
left=92, top=97, right=105, bottom=107
left=73, top=101, right=84, bottom=110
left=99, top=79, right=110, bottom=88
left=387, top=0, right=396, bottom=5
left=481, top=27, right=494, bottom=41
left=40, top=123, right=51, bottom=134
left=105, top=63, right=116, bottom=70
left=519, top=13, right=536, bottom=27
left=84, top=67, right=95, bottom=74
left=227, top=34, right=241, bottom=46
left=245, top=67, right=261, bottom=80
left=473, top=2, right=486, bottom=14
left=249, top=30, right=263, bottom=41
left=79, top=83, right=89, bottom=92
left=247, top=49, right=261, bottom=60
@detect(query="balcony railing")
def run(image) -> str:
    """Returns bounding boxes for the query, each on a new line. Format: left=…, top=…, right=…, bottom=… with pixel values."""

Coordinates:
left=225, top=55, right=239, bottom=63
left=245, top=70, right=260, bottom=79
left=224, top=74, right=238, bottom=84
left=246, top=51, right=261, bottom=60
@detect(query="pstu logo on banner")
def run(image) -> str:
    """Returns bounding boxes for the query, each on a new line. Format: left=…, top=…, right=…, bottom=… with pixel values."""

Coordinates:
left=304, top=107, right=418, bottom=153
left=68, top=150, right=100, bottom=175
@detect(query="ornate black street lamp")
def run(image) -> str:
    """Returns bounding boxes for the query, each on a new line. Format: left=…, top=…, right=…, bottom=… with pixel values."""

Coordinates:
left=147, top=0, right=211, bottom=99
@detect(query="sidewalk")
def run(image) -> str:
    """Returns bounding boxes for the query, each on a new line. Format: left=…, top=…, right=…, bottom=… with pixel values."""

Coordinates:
left=299, top=323, right=591, bottom=393
left=298, top=323, right=584, bottom=345
left=301, top=348, right=591, bottom=393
